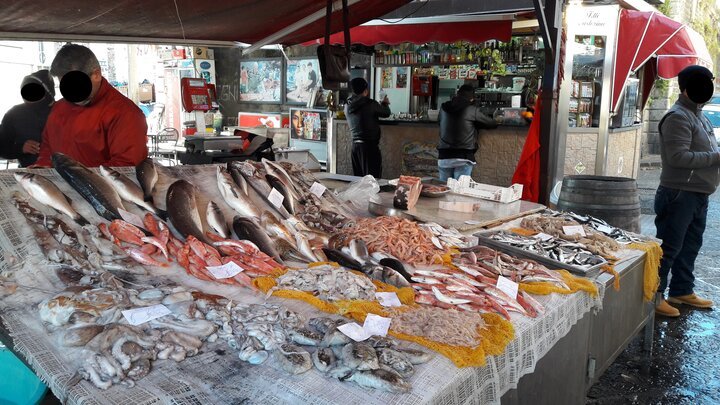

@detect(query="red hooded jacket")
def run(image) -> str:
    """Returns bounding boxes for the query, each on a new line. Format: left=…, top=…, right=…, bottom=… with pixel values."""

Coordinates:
left=35, top=78, right=148, bottom=167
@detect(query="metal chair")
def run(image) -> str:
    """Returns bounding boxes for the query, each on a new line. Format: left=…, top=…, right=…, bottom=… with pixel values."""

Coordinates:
left=151, top=127, right=181, bottom=166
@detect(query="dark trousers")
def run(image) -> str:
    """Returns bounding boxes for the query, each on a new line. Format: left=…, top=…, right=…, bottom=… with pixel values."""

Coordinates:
left=352, top=141, right=382, bottom=178
left=654, top=185, right=709, bottom=297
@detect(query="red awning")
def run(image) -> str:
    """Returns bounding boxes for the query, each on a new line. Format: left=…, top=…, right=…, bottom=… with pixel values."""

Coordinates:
left=611, top=9, right=712, bottom=112
left=0, top=0, right=410, bottom=45
left=303, top=20, right=513, bottom=45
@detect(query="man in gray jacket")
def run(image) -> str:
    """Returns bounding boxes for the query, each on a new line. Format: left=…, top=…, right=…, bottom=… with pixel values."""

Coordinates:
left=655, top=65, right=719, bottom=317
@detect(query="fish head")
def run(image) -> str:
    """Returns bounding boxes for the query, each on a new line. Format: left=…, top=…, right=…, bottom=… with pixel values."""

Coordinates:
left=13, top=171, right=33, bottom=184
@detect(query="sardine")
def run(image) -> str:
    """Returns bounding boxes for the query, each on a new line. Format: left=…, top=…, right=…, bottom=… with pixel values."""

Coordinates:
left=276, top=343, right=312, bottom=375
left=312, top=347, right=337, bottom=373
left=344, top=368, right=411, bottom=393
left=206, top=201, right=229, bottom=238
left=232, top=216, right=282, bottom=263
left=216, top=166, right=260, bottom=218
left=14, top=172, right=88, bottom=225
left=99, top=166, right=165, bottom=218
left=135, top=158, right=158, bottom=203
left=51, top=153, right=125, bottom=222
left=166, top=180, right=212, bottom=244
left=266, top=173, right=297, bottom=215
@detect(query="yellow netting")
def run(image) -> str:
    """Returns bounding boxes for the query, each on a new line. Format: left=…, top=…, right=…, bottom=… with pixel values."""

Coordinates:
left=509, top=227, right=538, bottom=237
left=628, top=241, right=662, bottom=302
left=519, top=269, right=598, bottom=297
left=601, top=264, right=621, bottom=291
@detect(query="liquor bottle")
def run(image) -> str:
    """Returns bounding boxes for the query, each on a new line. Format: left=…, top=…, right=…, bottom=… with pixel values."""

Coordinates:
left=467, top=46, right=474, bottom=63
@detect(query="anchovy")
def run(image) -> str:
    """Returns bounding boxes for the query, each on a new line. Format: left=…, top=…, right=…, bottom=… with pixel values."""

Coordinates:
left=166, top=180, right=212, bottom=244
left=14, top=172, right=89, bottom=225
left=206, top=201, right=230, bottom=238
left=135, top=158, right=158, bottom=203
left=99, top=166, right=166, bottom=218
left=51, top=153, right=125, bottom=222
left=232, top=216, right=282, bottom=263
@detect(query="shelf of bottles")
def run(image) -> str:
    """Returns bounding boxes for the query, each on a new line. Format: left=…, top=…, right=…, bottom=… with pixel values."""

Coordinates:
left=373, top=36, right=543, bottom=77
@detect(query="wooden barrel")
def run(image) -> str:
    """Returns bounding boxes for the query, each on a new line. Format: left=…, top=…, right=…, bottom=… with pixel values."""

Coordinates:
left=557, top=175, right=640, bottom=233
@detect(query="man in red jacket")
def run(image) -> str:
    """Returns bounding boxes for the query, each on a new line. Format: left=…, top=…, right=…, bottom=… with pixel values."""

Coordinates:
left=34, top=44, right=148, bottom=167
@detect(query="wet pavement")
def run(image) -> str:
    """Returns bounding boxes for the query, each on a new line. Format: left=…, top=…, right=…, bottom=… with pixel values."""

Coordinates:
left=586, top=166, right=720, bottom=404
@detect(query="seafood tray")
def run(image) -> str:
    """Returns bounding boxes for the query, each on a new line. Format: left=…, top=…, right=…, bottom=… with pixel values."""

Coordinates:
left=473, top=229, right=606, bottom=278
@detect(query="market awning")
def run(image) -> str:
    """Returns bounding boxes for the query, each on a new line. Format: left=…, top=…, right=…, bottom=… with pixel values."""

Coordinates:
left=0, top=0, right=410, bottom=46
left=611, top=9, right=713, bottom=113
left=303, top=17, right=513, bottom=45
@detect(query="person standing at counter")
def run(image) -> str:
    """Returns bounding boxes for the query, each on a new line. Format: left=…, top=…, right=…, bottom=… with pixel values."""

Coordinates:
left=345, top=77, right=391, bottom=178
left=33, top=44, right=148, bottom=168
left=654, top=65, right=718, bottom=317
left=437, top=85, right=497, bottom=181
left=0, top=70, right=55, bottom=167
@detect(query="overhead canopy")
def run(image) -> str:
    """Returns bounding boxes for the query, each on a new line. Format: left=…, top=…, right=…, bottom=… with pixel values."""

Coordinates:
left=304, top=18, right=513, bottom=45
left=0, top=0, right=410, bottom=46
left=611, top=9, right=713, bottom=112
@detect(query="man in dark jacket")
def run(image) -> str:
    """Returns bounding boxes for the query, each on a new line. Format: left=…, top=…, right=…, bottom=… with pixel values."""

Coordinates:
left=654, top=65, right=719, bottom=317
left=344, top=77, right=391, bottom=177
left=437, top=84, right=497, bottom=181
left=0, top=70, right=55, bottom=167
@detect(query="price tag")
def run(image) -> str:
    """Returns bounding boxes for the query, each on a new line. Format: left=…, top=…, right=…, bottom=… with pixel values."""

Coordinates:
left=122, top=304, right=171, bottom=326
left=337, top=322, right=370, bottom=342
left=595, top=224, right=614, bottom=234
left=562, top=225, right=586, bottom=237
left=309, top=182, right=327, bottom=198
left=206, top=262, right=244, bottom=279
left=375, top=292, right=402, bottom=307
left=118, top=208, right=144, bottom=229
left=362, top=314, right=392, bottom=337
left=534, top=232, right=554, bottom=241
left=496, top=275, right=519, bottom=300
left=268, top=188, right=285, bottom=208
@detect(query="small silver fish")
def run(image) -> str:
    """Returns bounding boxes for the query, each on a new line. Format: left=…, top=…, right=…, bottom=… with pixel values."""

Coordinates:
left=14, top=172, right=88, bottom=225
left=217, top=166, right=261, bottom=218
left=206, top=201, right=229, bottom=238
left=99, top=166, right=165, bottom=217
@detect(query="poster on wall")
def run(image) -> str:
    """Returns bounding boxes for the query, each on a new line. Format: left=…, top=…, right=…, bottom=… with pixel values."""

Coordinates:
left=381, top=67, right=393, bottom=88
left=195, top=59, right=216, bottom=85
left=286, top=59, right=326, bottom=105
left=290, top=108, right=327, bottom=141
left=239, top=59, right=282, bottom=103
left=396, top=69, right=407, bottom=88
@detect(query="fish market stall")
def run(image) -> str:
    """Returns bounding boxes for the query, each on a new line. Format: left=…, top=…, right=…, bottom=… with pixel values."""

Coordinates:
left=0, top=160, right=655, bottom=404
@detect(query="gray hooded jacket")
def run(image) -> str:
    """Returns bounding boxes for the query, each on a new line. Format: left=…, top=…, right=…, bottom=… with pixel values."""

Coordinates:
left=658, top=94, right=720, bottom=194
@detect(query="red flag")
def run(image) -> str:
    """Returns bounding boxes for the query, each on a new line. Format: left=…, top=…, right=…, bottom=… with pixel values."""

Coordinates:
left=511, top=96, right=542, bottom=202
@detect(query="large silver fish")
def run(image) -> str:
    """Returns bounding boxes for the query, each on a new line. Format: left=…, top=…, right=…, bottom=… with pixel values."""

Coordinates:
left=216, top=166, right=261, bottom=218
left=228, top=161, right=292, bottom=220
left=262, top=159, right=302, bottom=198
left=135, top=158, right=158, bottom=204
left=232, top=216, right=282, bottom=263
left=99, top=166, right=165, bottom=218
left=265, top=173, right=297, bottom=215
left=51, top=153, right=125, bottom=222
left=206, top=200, right=230, bottom=238
left=260, top=211, right=296, bottom=243
left=14, top=172, right=89, bottom=225
left=166, top=180, right=212, bottom=244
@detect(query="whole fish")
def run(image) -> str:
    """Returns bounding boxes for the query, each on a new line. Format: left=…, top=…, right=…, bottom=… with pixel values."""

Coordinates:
left=378, top=258, right=412, bottom=283
left=206, top=201, right=230, bottom=238
left=232, top=216, right=282, bottom=263
left=274, top=237, right=311, bottom=263
left=135, top=158, right=159, bottom=203
left=295, top=233, right=318, bottom=262
left=266, top=173, right=297, bottom=215
left=260, top=211, right=296, bottom=243
left=262, top=158, right=303, bottom=201
left=349, top=239, right=410, bottom=288
left=14, top=172, right=89, bottom=225
left=216, top=166, right=260, bottom=218
left=322, top=248, right=363, bottom=271
left=51, top=153, right=125, bottom=222
left=166, top=180, right=212, bottom=244
left=99, top=166, right=166, bottom=218
left=228, top=161, right=292, bottom=220
left=227, top=163, right=249, bottom=195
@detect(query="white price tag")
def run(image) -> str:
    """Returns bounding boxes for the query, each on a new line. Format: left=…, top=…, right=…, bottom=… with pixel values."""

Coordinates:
left=206, top=262, right=244, bottom=279
left=118, top=208, right=144, bottom=229
left=122, top=304, right=171, bottom=326
left=375, top=292, right=402, bottom=307
left=337, top=322, right=370, bottom=342
left=595, top=224, right=614, bottom=234
left=464, top=220, right=483, bottom=225
left=362, top=314, right=391, bottom=337
left=496, top=275, right=519, bottom=300
left=534, top=232, right=554, bottom=241
left=309, top=182, right=327, bottom=198
left=562, top=225, right=586, bottom=237
left=268, top=188, right=285, bottom=208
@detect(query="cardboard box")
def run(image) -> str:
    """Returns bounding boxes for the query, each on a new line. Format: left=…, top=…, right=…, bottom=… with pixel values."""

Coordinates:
left=191, top=46, right=208, bottom=59
left=171, top=49, right=186, bottom=59
left=207, top=49, right=214, bottom=59
left=138, top=83, right=154, bottom=103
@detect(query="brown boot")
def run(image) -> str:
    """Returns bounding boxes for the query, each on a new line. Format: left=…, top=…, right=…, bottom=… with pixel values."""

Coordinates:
left=655, top=299, right=680, bottom=317
left=668, top=293, right=714, bottom=308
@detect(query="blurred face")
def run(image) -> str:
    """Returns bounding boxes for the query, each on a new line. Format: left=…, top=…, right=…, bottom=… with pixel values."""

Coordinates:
left=59, top=68, right=102, bottom=106
left=292, top=112, right=303, bottom=134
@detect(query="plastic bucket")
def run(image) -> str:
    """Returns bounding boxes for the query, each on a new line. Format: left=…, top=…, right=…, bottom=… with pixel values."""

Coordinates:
left=0, top=346, right=48, bottom=405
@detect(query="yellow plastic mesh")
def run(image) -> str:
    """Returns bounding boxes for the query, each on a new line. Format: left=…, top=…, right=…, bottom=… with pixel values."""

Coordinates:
left=628, top=241, right=662, bottom=302
left=601, top=264, right=621, bottom=291
left=519, top=269, right=598, bottom=297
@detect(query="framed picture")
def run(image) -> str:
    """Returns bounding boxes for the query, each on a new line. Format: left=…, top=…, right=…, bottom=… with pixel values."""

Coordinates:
left=289, top=108, right=327, bottom=142
left=239, top=58, right=283, bottom=103
left=286, top=58, right=327, bottom=105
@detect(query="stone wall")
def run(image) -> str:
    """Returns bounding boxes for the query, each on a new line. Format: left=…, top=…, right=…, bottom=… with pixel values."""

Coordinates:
left=564, top=132, right=598, bottom=176
left=607, top=126, right=642, bottom=178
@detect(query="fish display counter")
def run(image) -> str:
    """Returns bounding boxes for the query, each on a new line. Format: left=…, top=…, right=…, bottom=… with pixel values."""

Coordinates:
left=0, top=158, right=655, bottom=404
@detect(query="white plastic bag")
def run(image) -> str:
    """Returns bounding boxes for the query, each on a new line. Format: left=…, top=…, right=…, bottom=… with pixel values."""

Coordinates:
left=337, top=175, right=380, bottom=210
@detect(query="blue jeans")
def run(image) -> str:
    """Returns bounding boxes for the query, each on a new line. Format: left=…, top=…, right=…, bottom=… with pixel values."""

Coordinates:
left=654, top=186, right=709, bottom=297
left=438, top=163, right=474, bottom=182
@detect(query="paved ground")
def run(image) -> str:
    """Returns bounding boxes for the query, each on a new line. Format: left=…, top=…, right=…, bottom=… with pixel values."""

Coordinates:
left=586, top=164, right=720, bottom=404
